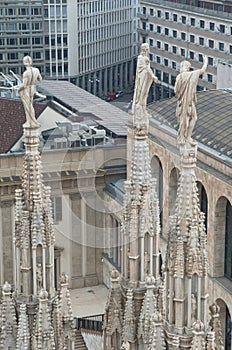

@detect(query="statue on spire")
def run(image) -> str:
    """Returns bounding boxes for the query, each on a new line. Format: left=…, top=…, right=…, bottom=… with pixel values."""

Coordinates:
left=18, top=55, right=42, bottom=128
left=174, top=55, right=208, bottom=145
left=132, top=43, right=158, bottom=132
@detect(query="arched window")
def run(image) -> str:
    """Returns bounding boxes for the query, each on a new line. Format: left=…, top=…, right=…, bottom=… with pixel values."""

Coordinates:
left=217, top=299, right=231, bottom=349
left=151, top=156, right=163, bottom=228
left=197, top=182, right=208, bottom=232
left=225, top=201, right=232, bottom=280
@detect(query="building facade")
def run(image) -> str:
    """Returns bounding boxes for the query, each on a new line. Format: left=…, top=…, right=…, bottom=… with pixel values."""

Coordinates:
left=0, top=0, right=139, bottom=96
left=139, top=0, right=232, bottom=100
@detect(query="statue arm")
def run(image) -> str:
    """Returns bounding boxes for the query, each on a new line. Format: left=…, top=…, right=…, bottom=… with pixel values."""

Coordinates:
left=198, top=55, right=208, bottom=75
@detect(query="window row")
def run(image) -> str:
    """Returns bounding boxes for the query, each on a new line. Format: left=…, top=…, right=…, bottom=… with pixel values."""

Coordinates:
left=0, top=51, right=43, bottom=61
left=0, top=37, right=43, bottom=46
left=146, top=24, right=231, bottom=53
left=0, top=7, right=42, bottom=16
left=144, top=6, right=232, bottom=35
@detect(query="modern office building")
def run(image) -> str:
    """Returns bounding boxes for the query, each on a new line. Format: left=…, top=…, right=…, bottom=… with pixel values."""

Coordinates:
left=0, top=0, right=139, bottom=96
left=139, top=0, right=232, bottom=100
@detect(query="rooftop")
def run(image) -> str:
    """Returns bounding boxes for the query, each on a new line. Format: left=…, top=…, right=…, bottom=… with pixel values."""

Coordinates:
left=38, top=80, right=128, bottom=137
left=148, top=89, right=232, bottom=159
left=0, top=98, right=46, bottom=154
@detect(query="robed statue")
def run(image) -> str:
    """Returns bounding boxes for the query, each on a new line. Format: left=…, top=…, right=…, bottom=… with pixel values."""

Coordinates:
left=132, top=43, right=158, bottom=130
left=174, top=56, right=208, bottom=145
left=18, top=55, right=42, bottom=128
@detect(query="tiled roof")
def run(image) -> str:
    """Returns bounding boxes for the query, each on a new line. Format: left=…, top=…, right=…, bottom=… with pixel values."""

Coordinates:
left=148, top=89, right=232, bottom=159
left=0, top=98, right=47, bottom=154
left=38, top=80, right=128, bottom=137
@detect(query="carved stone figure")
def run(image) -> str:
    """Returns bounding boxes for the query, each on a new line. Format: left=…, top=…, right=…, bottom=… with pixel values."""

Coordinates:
left=174, top=56, right=208, bottom=145
left=191, top=293, right=197, bottom=324
left=36, top=263, right=42, bottom=292
left=132, top=43, right=158, bottom=117
left=144, top=251, right=150, bottom=276
left=18, top=55, right=42, bottom=128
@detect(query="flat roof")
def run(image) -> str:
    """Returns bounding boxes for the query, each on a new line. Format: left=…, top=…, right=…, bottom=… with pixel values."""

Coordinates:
left=38, top=80, right=128, bottom=137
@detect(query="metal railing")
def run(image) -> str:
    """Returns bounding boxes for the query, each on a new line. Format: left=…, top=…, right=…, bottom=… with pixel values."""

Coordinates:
left=75, top=314, right=104, bottom=333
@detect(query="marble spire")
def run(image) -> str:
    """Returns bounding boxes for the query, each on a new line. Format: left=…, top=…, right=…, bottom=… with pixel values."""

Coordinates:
left=104, top=43, right=164, bottom=349
left=0, top=56, right=75, bottom=349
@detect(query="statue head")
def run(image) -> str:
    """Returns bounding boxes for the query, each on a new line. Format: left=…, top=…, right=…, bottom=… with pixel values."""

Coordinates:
left=140, top=43, right=149, bottom=54
left=180, top=60, right=191, bottom=73
left=23, top=55, right=32, bottom=67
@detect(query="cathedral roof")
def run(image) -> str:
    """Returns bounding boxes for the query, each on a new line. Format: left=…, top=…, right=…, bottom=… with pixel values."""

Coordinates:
left=148, top=89, right=232, bottom=159
left=0, top=98, right=46, bottom=154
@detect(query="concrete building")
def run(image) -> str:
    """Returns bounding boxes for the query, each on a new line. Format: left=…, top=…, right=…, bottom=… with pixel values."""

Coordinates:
left=0, top=0, right=139, bottom=96
left=139, top=0, right=232, bottom=99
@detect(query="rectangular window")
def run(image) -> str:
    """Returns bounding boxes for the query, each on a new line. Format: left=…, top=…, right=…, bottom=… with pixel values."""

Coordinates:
left=172, top=61, right=176, bottom=70
left=209, top=39, right=214, bottom=48
left=207, top=74, right=213, bottom=82
left=199, top=54, right=203, bottom=62
left=172, top=46, right=177, bottom=54
left=199, top=37, right=204, bottom=45
left=200, top=20, right=205, bottom=28
left=150, top=8, right=154, bottom=16
left=157, top=25, right=161, bottom=33
left=149, top=39, right=154, bottom=47
left=156, top=56, right=161, bottom=64
left=171, top=75, right=176, bottom=85
left=157, top=10, right=161, bottom=18
left=190, top=35, right=195, bottom=43
left=230, top=45, right=232, bottom=54
left=190, top=18, right=195, bottom=26
left=149, top=24, right=154, bottom=31
left=182, top=16, right=186, bottom=24
left=164, top=43, right=169, bottom=51
left=157, top=41, right=161, bottom=49
left=165, top=12, right=169, bottom=20
left=156, top=69, right=161, bottom=80
left=180, top=48, right=185, bottom=57
left=208, top=57, right=213, bottom=65
left=190, top=51, right=194, bottom=59
left=164, top=58, right=168, bottom=66
left=219, top=42, right=224, bottom=51
left=173, top=30, right=177, bottom=38
left=163, top=72, right=169, bottom=83
left=181, top=32, right=186, bottom=40
left=219, top=24, right=225, bottom=33
left=165, top=28, right=169, bottom=36
left=173, top=14, right=177, bottom=22
left=209, top=22, right=215, bottom=31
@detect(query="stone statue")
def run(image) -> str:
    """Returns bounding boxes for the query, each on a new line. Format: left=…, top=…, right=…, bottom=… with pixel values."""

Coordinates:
left=144, top=251, right=150, bottom=276
left=36, top=263, right=42, bottom=292
left=132, top=43, right=158, bottom=117
left=18, top=55, right=42, bottom=128
left=191, top=293, right=197, bottom=324
left=174, top=56, right=208, bottom=145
